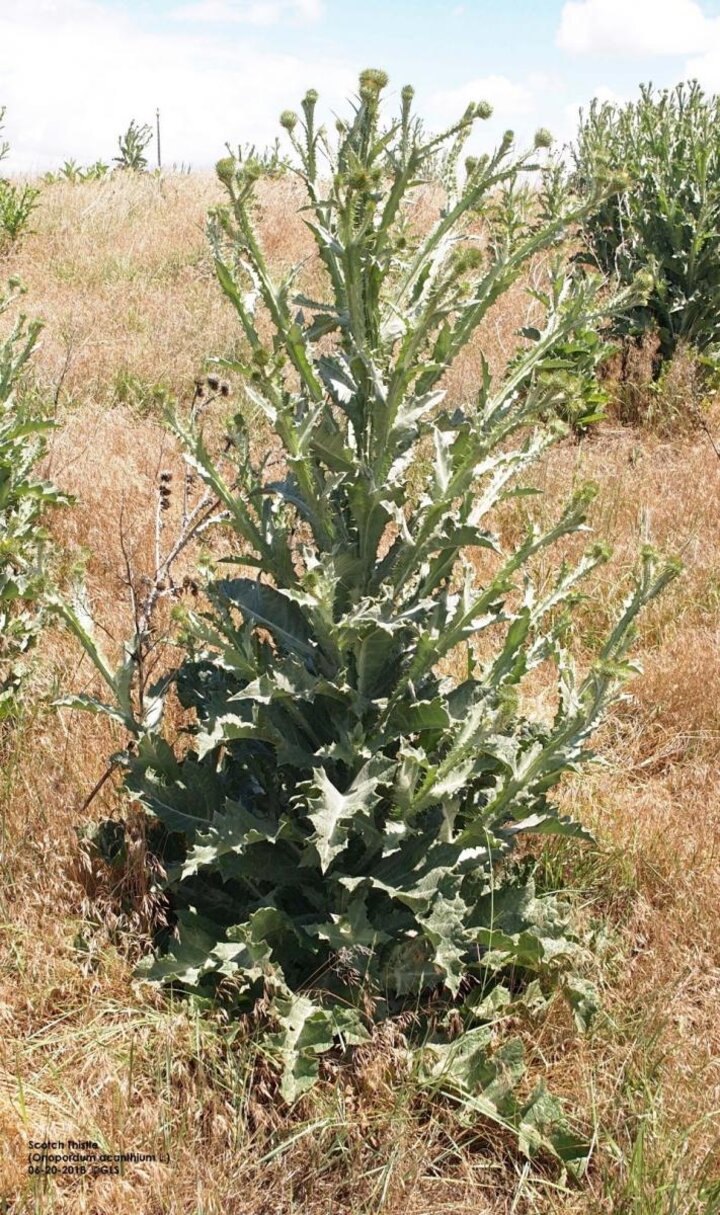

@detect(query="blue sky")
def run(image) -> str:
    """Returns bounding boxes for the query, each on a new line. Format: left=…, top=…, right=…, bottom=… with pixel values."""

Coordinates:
left=3, top=0, right=720, bottom=171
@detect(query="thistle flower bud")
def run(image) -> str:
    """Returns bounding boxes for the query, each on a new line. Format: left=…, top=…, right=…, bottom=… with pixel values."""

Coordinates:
left=534, top=127, right=553, bottom=149
left=280, top=110, right=298, bottom=131
left=452, top=246, right=484, bottom=274
left=215, top=156, right=236, bottom=185
left=348, top=169, right=370, bottom=190
left=243, top=160, right=262, bottom=183
left=476, top=100, right=493, bottom=120
left=589, top=540, right=612, bottom=563
left=633, top=267, right=655, bottom=297
left=304, top=89, right=319, bottom=107
left=401, top=85, right=414, bottom=103
left=359, top=68, right=389, bottom=95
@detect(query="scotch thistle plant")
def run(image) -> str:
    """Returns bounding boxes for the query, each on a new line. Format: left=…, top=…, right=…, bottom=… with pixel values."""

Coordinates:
left=573, top=81, right=720, bottom=367
left=0, top=107, right=39, bottom=254
left=65, top=73, right=678, bottom=1158
left=0, top=279, right=70, bottom=722
left=114, top=119, right=153, bottom=172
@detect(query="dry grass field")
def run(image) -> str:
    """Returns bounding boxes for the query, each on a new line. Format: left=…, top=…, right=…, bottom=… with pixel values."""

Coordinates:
left=1, top=172, right=719, bottom=1214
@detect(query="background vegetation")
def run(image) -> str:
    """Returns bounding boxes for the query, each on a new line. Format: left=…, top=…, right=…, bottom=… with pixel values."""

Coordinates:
left=574, top=81, right=720, bottom=371
left=0, top=279, right=68, bottom=723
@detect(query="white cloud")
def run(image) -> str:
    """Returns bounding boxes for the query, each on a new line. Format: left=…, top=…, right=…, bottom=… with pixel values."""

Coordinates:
left=172, top=0, right=323, bottom=25
left=0, top=0, right=350, bottom=172
left=431, top=75, right=534, bottom=123
left=557, top=0, right=713, bottom=56
left=526, top=71, right=566, bottom=93
left=428, top=75, right=552, bottom=157
left=558, top=0, right=720, bottom=96
left=685, top=44, right=720, bottom=85
left=591, top=84, right=626, bottom=104
left=560, top=83, right=626, bottom=145
left=293, top=0, right=324, bottom=18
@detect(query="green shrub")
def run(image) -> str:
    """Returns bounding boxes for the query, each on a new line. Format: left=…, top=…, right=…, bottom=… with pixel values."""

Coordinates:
left=114, top=120, right=153, bottom=172
left=112, top=367, right=175, bottom=416
left=573, top=81, right=720, bottom=366
left=44, top=159, right=110, bottom=184
left=0, top=280, right=70, bottom=721
left=0, top=108, right=39, bottom=253
left=63, top=74, right=678, bottom=1159
left=0, top=181, right=39, bottom=251
left=228, top=137, right=290, bottom=179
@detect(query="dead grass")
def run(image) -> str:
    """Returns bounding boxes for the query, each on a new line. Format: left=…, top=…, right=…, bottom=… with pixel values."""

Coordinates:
left=1, top=172, right=719, bottom=1213
left=3, top=172, right=311, bottom=410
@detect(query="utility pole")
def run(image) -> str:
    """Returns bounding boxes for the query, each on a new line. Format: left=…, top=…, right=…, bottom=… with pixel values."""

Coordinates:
left=156, top=108, right=162, bottom=170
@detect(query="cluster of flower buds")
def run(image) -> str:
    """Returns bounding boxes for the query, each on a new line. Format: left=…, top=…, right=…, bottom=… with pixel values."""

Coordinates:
left=159, top=470, right=172, bottom=511
left=194, top=374, right=231, bottom=399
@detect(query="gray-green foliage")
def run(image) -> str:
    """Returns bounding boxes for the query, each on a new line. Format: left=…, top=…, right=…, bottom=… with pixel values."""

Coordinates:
left=573, top=81, right=720, bottom=364
left=229, top=137, right=290, bottom=180
left=43, top=159, right=110, bottom=184
left=0, top=108, right=39, bottom=253
left=0, top=280, right=69, bottom=720
left=0, top=182, right=39, bottom=250
left=114, top=120, right=153, bottom=172
left=65, top=73, right=678, bottom=1161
